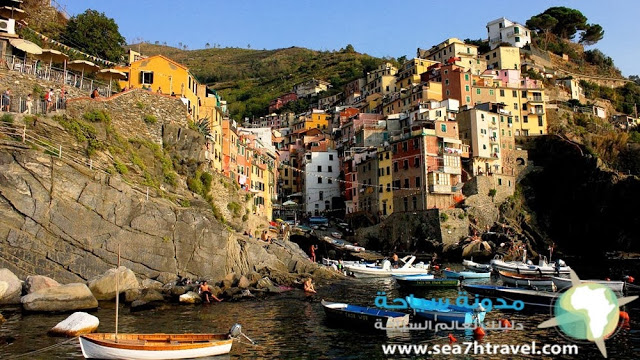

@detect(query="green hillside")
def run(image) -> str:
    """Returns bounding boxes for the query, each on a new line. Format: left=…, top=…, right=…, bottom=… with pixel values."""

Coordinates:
left=127, top=44, right=388, bottom=121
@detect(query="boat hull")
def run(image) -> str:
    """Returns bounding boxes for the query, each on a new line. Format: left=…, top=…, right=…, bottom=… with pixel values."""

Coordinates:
left=79, top=334, right=232, bottom=360
left=321, top=300, right=409, bottom=330
left=490, top=259, right=571, bottom=275
left=395, top=278, right=460, bottom=288
left=498, top=271, right=553, bottom=287
left=443, top=270, right=491, bottom=279
left=463, top=284, right=558, bottom=309
left=462, top=260, right=492, bottom=273
left=346, top=266, right=430, bottom=278
left=551, top=277, right=626, bottom=293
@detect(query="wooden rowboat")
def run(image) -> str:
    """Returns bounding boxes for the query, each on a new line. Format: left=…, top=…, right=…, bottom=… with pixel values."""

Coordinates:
left=79, top=333, right=233, bottom=360
left=498, top=270, right=553, bottom=288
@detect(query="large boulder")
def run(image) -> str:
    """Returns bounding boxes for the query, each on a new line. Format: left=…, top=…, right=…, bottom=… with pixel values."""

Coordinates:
left=141, top=279, right=163, bottom=290
left=49, top=312, right=99, bottom=337
left=0, top=268, right=22, bottom=304
left=140, top=288, right=165, bottom=302
left=21, top=283, right=98, bottom=312
left=256, top=277, right=273, bottom=289
left=179, top=291, right=202, bottom=304
left=155, top=272, right=178, bottom=285
left=237, top=276, right=251, bottom=289
left=25, top=275, right=60, bottom=294
left=87, top=266, right=139, bottom=301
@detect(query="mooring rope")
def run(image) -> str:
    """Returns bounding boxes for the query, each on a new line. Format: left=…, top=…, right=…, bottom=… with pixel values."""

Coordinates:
left=5, top=336, right=79, bottom=359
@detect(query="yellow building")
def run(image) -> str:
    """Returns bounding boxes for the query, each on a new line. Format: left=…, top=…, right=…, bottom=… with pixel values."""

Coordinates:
left=420, top=38, right=485, bottom=74
left=395, top=58, right=438, bottom=90
left=198, top=86, right=225, bottom=172
left=377, top=146, right=393, bottom=216
left=116, top=55, right=201, bottom=119
left=484, top=46, right=521, bottom=70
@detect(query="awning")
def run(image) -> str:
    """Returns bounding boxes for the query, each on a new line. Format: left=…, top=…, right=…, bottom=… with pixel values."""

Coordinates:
left=441, top=137, right=462, bottom=144
left=9, top=38, right=42, bottom=55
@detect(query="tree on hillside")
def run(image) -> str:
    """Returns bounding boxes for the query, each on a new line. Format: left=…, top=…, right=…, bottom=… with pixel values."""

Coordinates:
left=344, top=44, right=355, bottom=53
left=525, top=14, right=557, bottom=50
left=527, top=7, right=603, bottom=45
left=62, top=9, right=126, bottom=62
left=463, top=38, right=490, bottom=54
left=580, top=24, right=604, bottom=45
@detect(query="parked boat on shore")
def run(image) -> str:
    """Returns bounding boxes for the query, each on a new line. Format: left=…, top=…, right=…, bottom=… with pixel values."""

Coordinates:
left=462, top=259, right=492, bottom=273
left=443, top=269, right=491, bottom=280
left=345, top=256, right=429, bottom=278
left=490, top=255, right=571, bottom=275
left=321, top=300, right=409, bottom=330
left=498, top=271, right=554, bottom=288
left=551, top=277, right=626, bottom=293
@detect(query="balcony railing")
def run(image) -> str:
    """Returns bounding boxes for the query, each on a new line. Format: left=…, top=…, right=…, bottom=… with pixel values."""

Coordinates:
left=488, top=121, right=498, bottom=129
left=489, top=136, right=499, bottom=143
left=429, top=184, right=453, bottom=194
left=527, top=95, right=545, bottom=103
left=529, top=108, right=545, bottom=115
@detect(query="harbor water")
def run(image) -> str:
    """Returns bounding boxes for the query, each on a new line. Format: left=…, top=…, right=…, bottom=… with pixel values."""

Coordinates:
left=0, top=260, right=639, bottom=359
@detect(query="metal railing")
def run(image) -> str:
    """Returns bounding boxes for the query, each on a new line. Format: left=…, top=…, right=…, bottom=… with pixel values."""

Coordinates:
left=2, top=55, right=110, bottom=97
left=1, top=94, right=66, bottom=114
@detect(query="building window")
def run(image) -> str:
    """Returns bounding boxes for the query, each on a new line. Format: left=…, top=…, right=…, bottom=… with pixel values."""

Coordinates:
left=403, top=160, right=409, bottom=170
left=523, top=115, right=528, bottom=123
left=476, top=88, right=481, bottom=95
left=328, top=178, right=332, bottom=184
left=464, top=74, right=469, bottom=81
left=393, top=162, right=398, bottom=172
left=465, top=85, right=470, bottom=92
left=489, top=89, right=494, bottom=96
left=499, top=89, right=505, bottom=97
left=404, top=198, right=408, bottom=211
left=522, top=90, right=527, bottom=97
left=404, top=178, right=409, bottom=188
left=414, top=157, right=420, bottom=168
left=538, top=116, right=544, bottom=126
left=317, top=165, right=322, bottom=172
left=441, top=124, right=447, bottom=132
left=446, top=90, right=450, bottom=96
left=317, top=177, right=322, bottom=184
left=416, top=176, right=421, bottom=187
left=412, top=196, right=418, bottom=209
left=466, top=96, right=471, bottom=103
left=522, top=103, right=527, bottom=110
left=515, top=36, right=521, bottom=43
left=319, top=191, right=323, bottom=200
left=512, top=90, right=517, bottom=97
left=140, top=71, right=154, bottom=84
left=514, top=103, right=518, bottom=110
left=385, top=152, right=389, bottom=159
left=329, top=154, right=334, bottom=160
left=445, top=79, right=449, bottom=85
left=413, top=138, right=419, bottom=149
left=498, top=178, right=502, bottom=186
left=387, top=166, right=390, bottom=175
left=403, top=141, right=408, bottom=151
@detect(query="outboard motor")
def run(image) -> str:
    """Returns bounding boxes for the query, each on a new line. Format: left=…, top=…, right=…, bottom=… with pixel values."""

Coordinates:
left=229, top=324, right=255, bottom=344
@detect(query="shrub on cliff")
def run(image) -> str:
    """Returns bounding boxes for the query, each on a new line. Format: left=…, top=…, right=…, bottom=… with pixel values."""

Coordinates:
left=83, top=110, right=111, bottom=123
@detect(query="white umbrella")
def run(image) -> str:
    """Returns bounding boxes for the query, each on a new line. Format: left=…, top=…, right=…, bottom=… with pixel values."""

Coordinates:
left=37, top=49, right=68, bottom=80
left=97, top=68, right=127, bottom=95
left=68, top=60, right=100, bottom=89
left=282, top=200, right=297, bottom=206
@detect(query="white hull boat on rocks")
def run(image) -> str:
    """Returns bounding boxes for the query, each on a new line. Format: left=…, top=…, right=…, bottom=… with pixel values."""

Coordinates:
left=490, top=255, right=571, bottom=276
left=345, top=256, right=430, bottom=278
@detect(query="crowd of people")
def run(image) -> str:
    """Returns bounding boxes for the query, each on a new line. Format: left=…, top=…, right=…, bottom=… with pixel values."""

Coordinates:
left=1, top=86, right=68, bottom=114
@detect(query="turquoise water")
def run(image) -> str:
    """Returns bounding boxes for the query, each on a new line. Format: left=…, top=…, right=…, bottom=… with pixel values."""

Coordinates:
left=0, top=263, right=638, bottom=359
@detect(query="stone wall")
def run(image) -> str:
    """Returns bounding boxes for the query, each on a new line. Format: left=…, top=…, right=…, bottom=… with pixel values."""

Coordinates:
left=67, top=90, right=189, bottom=145
left=0, top=69, right=88, bottom=101
left=463, top=175, right=515, bottom=205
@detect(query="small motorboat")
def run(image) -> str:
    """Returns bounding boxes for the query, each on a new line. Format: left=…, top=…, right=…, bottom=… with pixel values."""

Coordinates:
left=551, top=277, right=626, bottom=293
left=395, top=277, right=460, bottom=289
left=345, top=256, right=429, bottom=278
left=392, top=274, right=434, bottom=281
left=321, top=300, right=409, bottom=330
left=443, top=269, right=491, bottom=279
left=462, top=259, right=492, bottom=273
left=406, top=296, right=486, bottom=324
left=498, top=271, right=553, bottom=288
left=490, top=255, right=571, bottom=276
left=463, top=284, right=559, bottom=309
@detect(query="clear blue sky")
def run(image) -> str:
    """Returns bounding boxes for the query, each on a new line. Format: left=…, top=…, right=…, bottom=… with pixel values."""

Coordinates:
left=60, top=0, right=638, bottom=76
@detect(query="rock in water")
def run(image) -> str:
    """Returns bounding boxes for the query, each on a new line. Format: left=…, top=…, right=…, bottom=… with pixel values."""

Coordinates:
left=21, top=283, right=98, bottom=312
left=87, top=266, right=139, bottom=300
left=237, top=275, right=251, bottom=289
left=141, top=279, right=163, bottom=290
left=25, top=275, right=60, bottom=294
left=0, top=268, right=22, bottom=304
left=179, top=291, right=202, bottom=304
left=49, top=312, right=99, bottom=337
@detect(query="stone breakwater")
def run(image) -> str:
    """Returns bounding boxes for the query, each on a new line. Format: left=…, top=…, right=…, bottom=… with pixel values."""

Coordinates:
left=0, top=149, right=338, bottom=291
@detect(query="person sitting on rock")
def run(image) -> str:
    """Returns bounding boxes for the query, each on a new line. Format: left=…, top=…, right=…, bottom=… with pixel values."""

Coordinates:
left=199, top=281, right=222, bottom=303
left=303, top=278, right=316, bottom=294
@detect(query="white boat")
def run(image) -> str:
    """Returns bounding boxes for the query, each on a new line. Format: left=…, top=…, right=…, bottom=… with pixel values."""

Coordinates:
left=79, top=333, right=233, bottom=360
left=551, top=277, right=626, bottom=293
left=490, top=255, right=571, bottom=275
left=345, top=256, right=430, bottom=278
left=392, top=274, right=435, bottom=280
left=462, top=259, right=492, bottom=273
left=331, top=232, right=343, bottom=239
left=321, top=258, right=373, bottom=267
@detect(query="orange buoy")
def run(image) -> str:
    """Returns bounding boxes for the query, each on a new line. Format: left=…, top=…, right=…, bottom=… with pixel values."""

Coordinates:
left=473, top=326, right=485, bottom=339
left=620, top=311, right=630, bottom=323
left=448, top=333, right=457, bottom=343
left=628, top=276, right=635, bottom=283
left=605, top=277, right=610, bottom=281
left=499, top=319, right=512, bottom=328
left=434, top=265, right=440, bottom=271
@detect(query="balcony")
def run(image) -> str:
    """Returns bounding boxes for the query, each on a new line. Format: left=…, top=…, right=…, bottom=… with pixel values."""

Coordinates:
left=429, top=184, right=453, bottom=194
left=530, top=108, right=545, bottom=115
left=488, top=121, right=498, bottom=129
left=527, top=95, right=545, bottom=103
left=442, top=165, right=462, bottom=175
left=489, top=136, right=499, bottom=144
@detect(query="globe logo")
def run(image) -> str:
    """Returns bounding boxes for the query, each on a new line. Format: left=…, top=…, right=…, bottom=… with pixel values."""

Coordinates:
left=539, top=270, right=637, bottom=358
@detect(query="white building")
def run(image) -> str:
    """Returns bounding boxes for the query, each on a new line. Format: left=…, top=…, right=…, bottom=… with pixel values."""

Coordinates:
left=304, top=150, right=340, bottom=215
left=487, top=17, right=531, bottom=50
